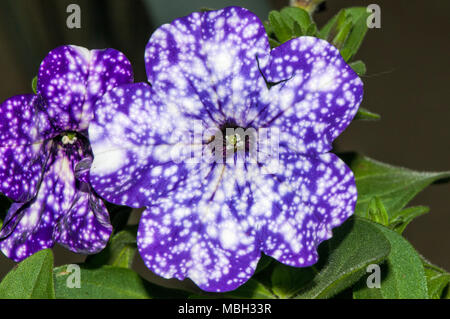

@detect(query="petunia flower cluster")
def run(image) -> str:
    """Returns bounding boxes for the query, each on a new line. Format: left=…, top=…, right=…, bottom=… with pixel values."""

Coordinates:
left=0, top=6, right=363, bottom=292
left=0, top=45, right=133, bottom=261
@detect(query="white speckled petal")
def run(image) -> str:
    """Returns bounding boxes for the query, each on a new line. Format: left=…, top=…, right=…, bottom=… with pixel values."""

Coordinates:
left=256, top=36, right=364, bottom=154
left=145, top=6, right=269, bottom=127
left=0, top=145, right=76, bottom=262
left=37, top=46, right=133, bottom=131
left=256, top=151, right=357, bottom=267
left=54, top=186, right=112, bottom=254
left=37, top=45, right=90, bottom=132
left=137, top=160, right=261, bottom=292
left=90, top=82, right=201, bottom=208
left=80, top=48, right=134, bottom=130
left=0, top=94, right=53, bottom=202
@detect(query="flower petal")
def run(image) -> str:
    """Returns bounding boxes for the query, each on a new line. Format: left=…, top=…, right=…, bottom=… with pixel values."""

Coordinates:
left=137, top=160, right=261, bottom=292
left=256, top=151, right=357, bottom=267
left=90, top=82, right=204, bottom=208
left=0, top=146, right=76, bottom=261
left=0, top=95, right=53, bottom=201
left=37, top=45, right=90, bottom=132
left=0, top=94, right=53, bottom=146
left=257, top=37, right=364, bottom=154
left=37, top=46, right=133, bottom=131
left=145, top=6, right=269, bottom=127
left=54, top=186, right=112, bottom=254
left=80, top=48, right=134, bottom=130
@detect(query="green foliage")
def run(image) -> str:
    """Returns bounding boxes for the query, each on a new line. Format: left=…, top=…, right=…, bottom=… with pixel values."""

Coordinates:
left=367, top=197, right=389, bottom=226
left=353, top=222, right=428, bottom=299
left=422, top=259, right=450, bottom=299
left=0, top=249, right=55, bottom=299
left=318, top=7, right=370, bottom=61
left=54, top=265, right=188, bottom=299
left=349, top=60, right=367, bottom=76
left=354, top=107, right=380, bottom=121
left=31, top=76, right=37, bottom=94
left=267, top=7, right=317, bottom=46
left=343, top=152, right=450, bottom=221
left=389, top=206, right=429, bottom=234
left=293, top=217, right=390, bottom=298
left=85, top=226, right=137, bottom=269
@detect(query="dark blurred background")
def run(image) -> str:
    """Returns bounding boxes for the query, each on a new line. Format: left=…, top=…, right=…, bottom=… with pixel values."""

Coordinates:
left=0, top=0, right=448, bottom=284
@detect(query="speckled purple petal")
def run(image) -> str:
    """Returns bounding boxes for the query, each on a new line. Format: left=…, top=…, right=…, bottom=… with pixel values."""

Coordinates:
left=257, top=151, right=357, bottom=267
left=0, top=95, right=53, bottom=202
left=89, top=82, right=203, bottom=208
left=145, top=6, right=269, bottom=127
left=137, top=160, right=261, bottom=292
left=256, top=36, right=364, bottom=154
left=80, top=48, right=134, bottom=130
left=54, top=186, right=112, bottom=254
left=37, top=45, right=90, bottom=132
left=0, top=146, right=76, bottom=262
left=37, top=46, right=133, bottom=131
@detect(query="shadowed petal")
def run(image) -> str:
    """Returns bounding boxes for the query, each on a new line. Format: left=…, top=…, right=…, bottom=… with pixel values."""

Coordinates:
left=145, top=6, right=269, bottom=127
left=54, top=186, right=112, bottom=254
left=256, top=36, right=364, bottom=154
left=0, top=145, right=76, bottom=261
left=0, top=94, right=53, bottom=201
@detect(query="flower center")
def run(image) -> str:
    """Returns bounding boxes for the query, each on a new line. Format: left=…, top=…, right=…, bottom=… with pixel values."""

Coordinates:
left=61, top=132, right=78, bottom=145
left=225, top=133, right=245, bottom=152
left=204, top=120, right=257, bottom=162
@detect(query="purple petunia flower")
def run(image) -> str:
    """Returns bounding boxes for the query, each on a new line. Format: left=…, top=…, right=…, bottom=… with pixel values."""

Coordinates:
left=0, top=45, right=133, bottom=261
left=89, top=6, right=363, bottom=292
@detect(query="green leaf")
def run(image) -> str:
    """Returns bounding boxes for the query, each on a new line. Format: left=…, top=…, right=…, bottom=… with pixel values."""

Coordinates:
left=422, top=260, right=450, bottom=299
left=0, top=249, right=55, bottom=299
left=254, top=253, right=274, bottom=274
left=353, top=222, right=428, bottom=299
left=31, top=76, right=37, bottom=94
left=280, top=7, right=313, bottom=36
left=332, top=19, right=352, bottom=50
left=293, top=216, right=390, bottom=299
left=389, top=206, right=429, bottom=234
left=343, top=153, right=450, bottom=220
left=305, top=23, right=317, bottom=36
left=268, top=37, right=281, bottom=48
left=367, top=197, right=389, bottom=226
left=349, top=60, right=367, bottom=76
left=339, top=8, right=370, bottom=61
left=85, top=226, right=137, bottom=269
left=271, top=263, right=316, bottom=298
left=318, top=7, right=370, bottom=61
left=292, top=21, right=303, bottom=37
left=354, top=107, right=380, bottom=121
left=318, top=9, right=344, bottom=40
left=268, top=10, right=292, bottom=43
left=54, top=265, right=188, bottom=299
